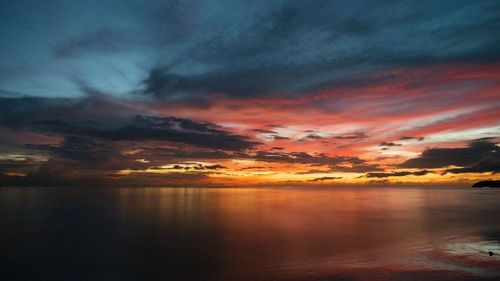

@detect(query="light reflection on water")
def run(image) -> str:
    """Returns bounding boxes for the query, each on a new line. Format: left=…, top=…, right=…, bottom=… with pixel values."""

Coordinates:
left=1, top=187, right=499, bottom=280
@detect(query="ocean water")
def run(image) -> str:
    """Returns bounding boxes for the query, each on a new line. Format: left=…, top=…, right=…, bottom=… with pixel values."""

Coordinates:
left=1, top=187, right=499, bottom=281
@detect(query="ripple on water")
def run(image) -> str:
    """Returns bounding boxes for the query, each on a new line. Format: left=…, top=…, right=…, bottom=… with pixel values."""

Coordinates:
left=430, top=236, right=500, bottom=276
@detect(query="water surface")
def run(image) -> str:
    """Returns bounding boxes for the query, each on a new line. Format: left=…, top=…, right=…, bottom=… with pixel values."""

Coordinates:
left=1, top=187, right=499, bottom=281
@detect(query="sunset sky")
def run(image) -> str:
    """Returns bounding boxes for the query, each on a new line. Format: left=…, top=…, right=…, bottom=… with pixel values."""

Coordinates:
left=0, top=0, right=499, bottom=187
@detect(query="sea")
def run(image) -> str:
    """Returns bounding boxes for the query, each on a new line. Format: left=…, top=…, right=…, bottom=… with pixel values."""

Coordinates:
left=1, top=186, right=499, bottom=281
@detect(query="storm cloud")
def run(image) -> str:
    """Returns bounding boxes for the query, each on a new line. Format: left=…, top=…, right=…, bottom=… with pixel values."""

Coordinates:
left=400, top=140, right=499, bottom=173
left=136, top=0, right=500, bottom=102
left=0, top=96, right=259, bottom=151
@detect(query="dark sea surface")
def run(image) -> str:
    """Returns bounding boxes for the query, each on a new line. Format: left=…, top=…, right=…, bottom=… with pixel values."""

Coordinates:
left=1, top=187, right=500, bottom=281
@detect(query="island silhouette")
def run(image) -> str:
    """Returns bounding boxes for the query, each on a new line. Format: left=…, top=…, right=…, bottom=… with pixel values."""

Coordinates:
left=472, top=180, right=500, bottom=188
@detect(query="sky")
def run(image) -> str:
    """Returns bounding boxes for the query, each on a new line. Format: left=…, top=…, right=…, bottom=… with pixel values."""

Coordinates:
left=0, top=0, right=499, bottom=187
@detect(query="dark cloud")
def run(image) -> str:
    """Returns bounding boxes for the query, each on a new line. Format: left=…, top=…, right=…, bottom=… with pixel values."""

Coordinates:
left=334, top=132, right=368, bottom=140
left=3, top=91, right=483, bottom=188
left=400, top=136, right=425, bottom=141
left=34, top=116, right=259, bottom=151
left=158, top=163, right=226, bottom=171
left=254, top=151, right=361, bottom=166
left=0, top=95, right=265, bottom=186
left=3, top=135, right=225, bottom=186
left=267, top=124, right=285, bottom=128
left=136, top=148, right=380, bottom=173
left=132, top=147, right=243, bottom=163
left=308, top=176, right=343, bottom=182
left=203, top=164, right=226, bottom=170
left=0, top=168, right=211, bottom=187
left=137, top=0, right=500, bottom=102
left=367, top=179, right=390, bottom=184
left=380, top=142, right=402, bottom=147
left=251, top=151, right=382, bottom=172
left=1, top=0, right=499, bottom=106
left=0, top=97, right=74, bottom=129
left=305, top=134, right=322, bottom=139
left=445, top=158, right=499, bottom=174
left=140, top=65, right=289, bottom=99
left=27, top=136, right=152, bottom=172
left=365, top=170, right=430, bottom=178
left=0, top=96, right=259, bottom=151
left=239, top=166, right=269, bottom=171
left=0, top=94, right=138, bottom=129
left=0, top=157, right=44, bottom=174
left=295, top=169, right=329, bottom=175
left=399, top=140, right=499, bottom=173
left=54, top=29, right=129, bottom=58
left=271, top=135, right=291, bottom=141
left=3, top=1, right=499, bottom=187
left=253, top=129, right=278, bottom=134
left=329, top=164, right=384, bottom=173
left=143, top=0, right=198, bottom=44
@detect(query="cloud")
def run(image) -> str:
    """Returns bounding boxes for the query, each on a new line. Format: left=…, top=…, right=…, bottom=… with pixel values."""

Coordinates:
left=27, top=136, right=152, bottom=172
left=308, top=176, right=342, bottom=182
left=380, top=142, right=402, bottom=147
left=445, top=158, right=499, bottom=174
left=0, top=96, right=259, bottom=151
left=2, top=0, right=499, bottom=107
left=137, top=1, right=500, bottom=102
left=334, top=132, right=368, bottom=140
left=135, top=148, right=380, bottom=172
left=400, top=136, right=425, bottom=141
left=36, top=116, right=259, bottom=151
left=271, top=135, right=291, bottom=140
left=0, top=168, right=211, bottom=187
left=365, top=170, right=430, bottom=178
left=295, top=169, right=328, bottom=175
left=305, top=134, right=323, bottom=139
left=2, top=1, right=499, bottom=187
left=158, top=163, right=226, bottom=171
left=254, top=151, right=362, bottom=166
left=267, top=124, right=285, bottom=128
left=239, top=166, right=269, bottom=171
left=1, top=105, right=383, bottom=184
left=0, top=93, right=139, bottom=129
left=8, top=135, right=228, bottom=186
left=0, top=157, right=44, bottom=175
left=329, top=164, right=384, bottom=173
left=253, top=129, right=277, bottom=134
left=400, top=140, right=499, bottom=173
left=54, top=29, right=129, bottom=58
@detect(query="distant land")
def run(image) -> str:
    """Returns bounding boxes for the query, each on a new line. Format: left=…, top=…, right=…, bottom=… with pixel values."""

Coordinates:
left=472, top=180, right=500, bottom=188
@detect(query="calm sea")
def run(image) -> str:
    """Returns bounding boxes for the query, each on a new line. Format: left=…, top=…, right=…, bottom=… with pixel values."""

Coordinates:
left=1, top=187, right=499, bottom=281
